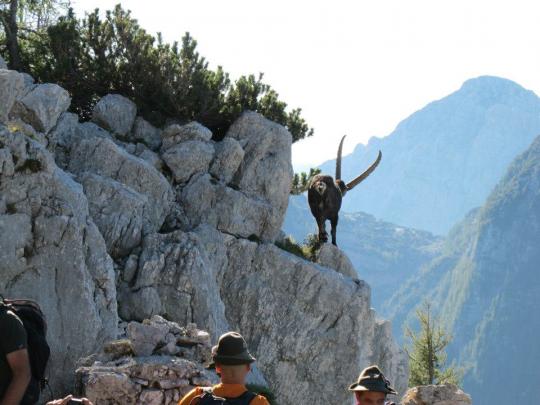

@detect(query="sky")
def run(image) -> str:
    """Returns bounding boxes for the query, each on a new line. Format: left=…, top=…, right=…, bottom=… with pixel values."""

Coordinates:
left=70, top=0, right=540, bottom=171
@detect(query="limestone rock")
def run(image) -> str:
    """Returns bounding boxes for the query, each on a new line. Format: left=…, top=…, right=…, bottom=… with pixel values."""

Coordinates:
left=179, top=173, right=280, bottom=241
left=402, top=384, right=472, bottom=405
left=0, top=127, right=118, bottom=394
left=67, top=135, right=174, bottom=232
left=92, top=94, right=137, bottom=136
left=209, top=137, right=244, bottom=183
left=129, top=116, right=162, bottom=150
left=10, top=83, right=71, bottom=133
left=161, top=122, right=212, bottom=151
left=133, top=143, right=164, bottom=171
left=162, top=140, right=215, bottom=183
left=227, top=111, right=293, bottom=236
left=76, top=320, right=217, bottom=405
left=78, top=173, right=148, bottom=258
left=118, top=230, right=229, bottom=338
left=212, top=234, right=407, bottom=405
left=317, top=243, right=358, bottom=278
left=0, top=69, right=24, bottom=122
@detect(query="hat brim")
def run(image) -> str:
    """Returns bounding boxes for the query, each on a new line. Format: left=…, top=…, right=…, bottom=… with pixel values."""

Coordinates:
left=348, top=382, right=397, bottom=395
left=212, top=352, right=256, bottom=365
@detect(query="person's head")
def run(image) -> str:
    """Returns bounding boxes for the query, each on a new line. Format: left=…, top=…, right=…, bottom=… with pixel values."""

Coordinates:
left=348, top=365, right=396, bottom=405
left=211, top=332, right=256, bottom=384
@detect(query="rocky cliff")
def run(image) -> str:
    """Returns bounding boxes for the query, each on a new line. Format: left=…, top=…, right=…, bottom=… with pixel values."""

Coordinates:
left=387, top=134, right=540, bottom=405
left=0, top=62, right=407, bottom=404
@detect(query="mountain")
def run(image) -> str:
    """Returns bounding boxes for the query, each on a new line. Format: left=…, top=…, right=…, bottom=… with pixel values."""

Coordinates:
left=386, top=134, right=540, bottom=405
left=319, top=76, right=540, bottom=234
left=283, top=195, right=441, bottom=309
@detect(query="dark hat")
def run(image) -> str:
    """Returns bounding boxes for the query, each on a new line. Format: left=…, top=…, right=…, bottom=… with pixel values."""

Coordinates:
left=212, top=332, right=256, bottom=365
left=348, top=365, right=397, bottom=395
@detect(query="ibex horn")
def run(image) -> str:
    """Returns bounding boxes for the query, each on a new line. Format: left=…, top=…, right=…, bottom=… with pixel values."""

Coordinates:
left=346, top=150, right=382, bottom=190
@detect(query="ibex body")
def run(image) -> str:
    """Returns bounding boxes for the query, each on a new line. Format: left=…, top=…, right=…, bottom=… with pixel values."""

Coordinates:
left=308, top=136, right=381, bottom=246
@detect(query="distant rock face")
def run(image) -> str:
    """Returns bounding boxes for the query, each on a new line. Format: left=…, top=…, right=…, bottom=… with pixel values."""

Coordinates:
left=91, top=94, right=137, bottom=136
left=388, top=135, right=540, bottom=405
left=319, top=76, right=540, bottom=235
left=402, top=384, right=472, bottom=405
left=0, top=126, right=118, bottom=394
left=0, top=55, right=7, bottom=69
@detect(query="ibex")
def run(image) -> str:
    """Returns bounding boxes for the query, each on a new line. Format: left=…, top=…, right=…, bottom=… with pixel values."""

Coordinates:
left=308, top=136, right=382, bottom=246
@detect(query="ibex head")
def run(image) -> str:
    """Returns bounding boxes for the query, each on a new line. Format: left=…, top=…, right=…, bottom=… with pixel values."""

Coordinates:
left=335, top=135, right=382, bottom=197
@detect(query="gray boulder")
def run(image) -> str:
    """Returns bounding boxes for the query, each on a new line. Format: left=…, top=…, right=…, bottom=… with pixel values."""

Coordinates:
left=129, top=116, right=162, bottom=150
left=92, top=94, right=137, bottom=136
left=10, top=83, right=71, bottom=133
left=0, top=126, right=118, bottom=394
left=161, top=122, right=212, bottom=151
left=162, top=140, right=215, bottom=183
left=402, top=384, right=472, bottom=405
left=0, top=69, right=24, bottom=122
left=209, top=137, right=245, bottom=183
left=67, top=135, right=174, bottom=232
left=179, top=173, right=280, bottom=241
left=317, top=243, right=358, bottom=279
left=227, top=111, right=293, bottom=232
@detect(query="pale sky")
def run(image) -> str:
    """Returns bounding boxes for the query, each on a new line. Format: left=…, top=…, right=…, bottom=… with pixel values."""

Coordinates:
left=71, top=0, right=540, bottom=171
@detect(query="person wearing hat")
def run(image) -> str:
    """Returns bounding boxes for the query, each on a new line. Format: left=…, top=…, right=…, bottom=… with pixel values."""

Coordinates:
left=178, top=332, right=270, bottom=405
left=349, top=365, right=398, bottom=405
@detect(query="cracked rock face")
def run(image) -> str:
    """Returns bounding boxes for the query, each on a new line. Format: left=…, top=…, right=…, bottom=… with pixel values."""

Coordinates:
left=227, top=111, right=293, bottom=230
left=118, top=230, right=229, bottom=338
left=190, top=227, right=409, bottom=405
left=67, top=135, right=174, bottom=239
left=0, top=126, right=118, bottom=394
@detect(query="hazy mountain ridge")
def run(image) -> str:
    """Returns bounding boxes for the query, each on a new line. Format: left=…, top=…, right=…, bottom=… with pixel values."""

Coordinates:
left=386, top=134, right=540, bottom=405
left=318, top=75, right=540, bottom=234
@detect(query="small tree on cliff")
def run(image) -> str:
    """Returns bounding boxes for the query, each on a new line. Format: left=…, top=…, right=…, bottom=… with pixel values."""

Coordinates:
left=405, top=301, right=462, bottom=387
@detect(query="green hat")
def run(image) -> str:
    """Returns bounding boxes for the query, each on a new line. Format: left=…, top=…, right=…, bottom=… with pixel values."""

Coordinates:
left=212, top=332, right=256, bottom=365
left=348, top=365, right=397, bottom=395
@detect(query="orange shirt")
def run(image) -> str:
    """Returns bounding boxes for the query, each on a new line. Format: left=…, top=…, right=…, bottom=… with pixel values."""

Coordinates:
left=178, top=383, right=270, bottom=405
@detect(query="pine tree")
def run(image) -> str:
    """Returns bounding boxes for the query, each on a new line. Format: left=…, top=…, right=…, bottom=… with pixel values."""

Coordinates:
left=405, top=301, right=462, bottom=387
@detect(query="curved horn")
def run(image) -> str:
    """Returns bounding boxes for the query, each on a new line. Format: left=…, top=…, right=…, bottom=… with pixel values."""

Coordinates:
left=335, top=135, right=346, bottom=180
left=346, top=150, right=382, bottom=191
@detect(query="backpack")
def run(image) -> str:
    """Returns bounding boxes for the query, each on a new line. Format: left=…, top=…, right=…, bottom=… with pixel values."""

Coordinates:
left=0, top=297, right=50, bottom=404
left=190, top=387, right=257, bottom=405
